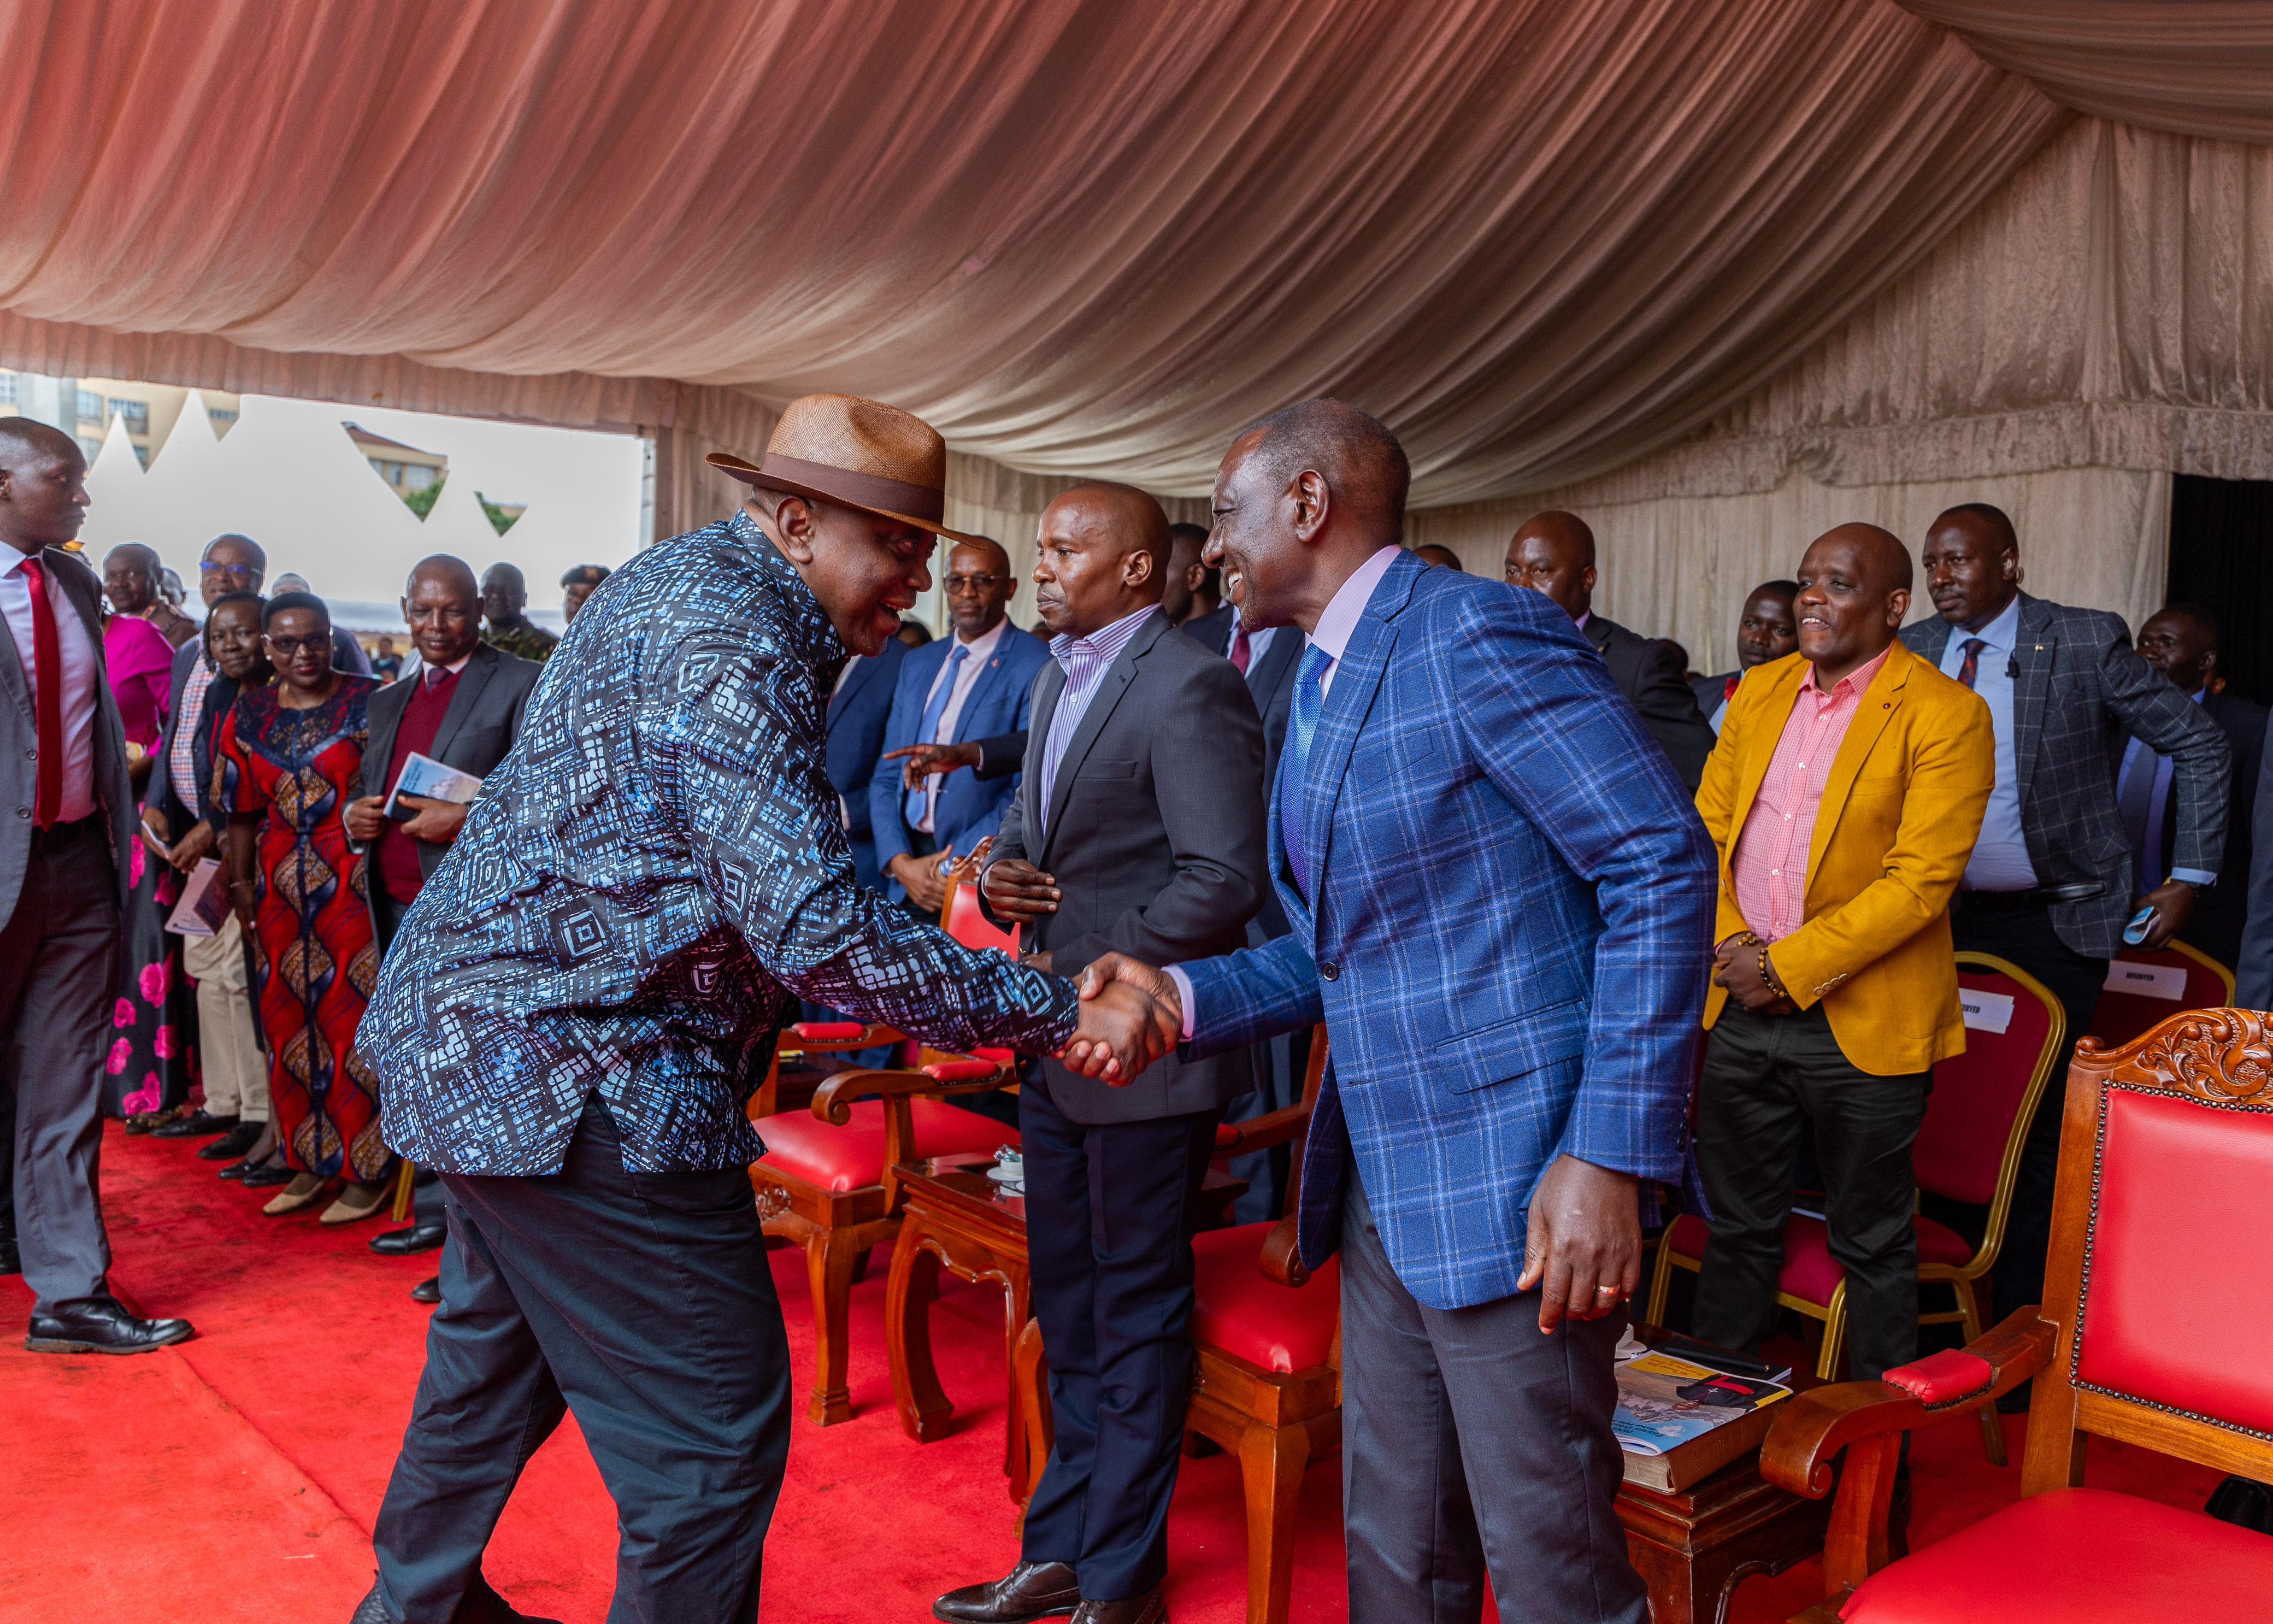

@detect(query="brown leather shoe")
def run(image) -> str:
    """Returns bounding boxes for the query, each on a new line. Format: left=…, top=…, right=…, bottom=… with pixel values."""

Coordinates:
left=933, top=1560, right=1081, bottom=1622
left=1070, top=1593, right=1164, bottom=1624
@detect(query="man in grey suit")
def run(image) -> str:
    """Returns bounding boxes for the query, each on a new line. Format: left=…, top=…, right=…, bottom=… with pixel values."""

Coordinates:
left=344, top=556, right=541, bottom=1282
left=1904, top=502, right=2229, bottom=1327
left=0, top=419, right=192, bottom=1352
left=935, top=483, right=1265, bottom=1624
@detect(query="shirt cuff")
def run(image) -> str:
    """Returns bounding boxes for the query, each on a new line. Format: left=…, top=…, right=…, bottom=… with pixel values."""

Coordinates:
left=2171, top=867, right=2217, bottom=888
left=1163, top=964, right=1197, bottom=1041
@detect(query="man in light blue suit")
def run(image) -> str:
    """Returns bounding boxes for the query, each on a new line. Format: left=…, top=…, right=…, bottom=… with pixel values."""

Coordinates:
left=1073, top=401, right=1716, bottom=1623
left=868, top=536, right=1051, bottom=914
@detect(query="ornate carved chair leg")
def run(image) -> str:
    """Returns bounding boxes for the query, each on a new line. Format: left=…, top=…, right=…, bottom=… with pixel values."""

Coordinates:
left=804, top=1227, right=860, bottom=1426
left=886, top=1235, right=952, bottom=1443
left=1014, top=1317, right=1052, bottom=1509
left=1236, top=1421, right=1309, bottom=1624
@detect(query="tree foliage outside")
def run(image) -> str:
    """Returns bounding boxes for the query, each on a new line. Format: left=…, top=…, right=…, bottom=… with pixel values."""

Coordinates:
left=397, top=474, right=519, bottom=534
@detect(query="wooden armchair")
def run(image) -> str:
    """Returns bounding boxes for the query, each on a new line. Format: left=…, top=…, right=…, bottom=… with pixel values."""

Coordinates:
left=1018, top=1027, right=1339, bottom=1624
left=1648, top=954, right=2065, bottom=1464
left=749, top=851, right=1023, bottom=1425
left=1758, top=1005, right=2273, bottom=1621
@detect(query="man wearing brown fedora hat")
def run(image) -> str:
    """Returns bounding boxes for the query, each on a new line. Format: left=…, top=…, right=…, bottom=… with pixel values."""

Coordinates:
left=350, top=394, right=1174, bottom=1624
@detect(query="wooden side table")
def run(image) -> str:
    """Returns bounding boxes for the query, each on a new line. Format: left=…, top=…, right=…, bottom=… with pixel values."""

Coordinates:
left=1615, top=1328, right=1833, bottom=1624
left=885, top=1153, right=1245, bottom=1501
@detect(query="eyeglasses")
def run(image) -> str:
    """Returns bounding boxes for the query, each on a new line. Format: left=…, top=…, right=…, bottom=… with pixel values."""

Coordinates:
left=945, top=573, right=1005, bottom=592
left=199, top=560, right=258, bottom=574
left=264, top=634, right=328, bottom=655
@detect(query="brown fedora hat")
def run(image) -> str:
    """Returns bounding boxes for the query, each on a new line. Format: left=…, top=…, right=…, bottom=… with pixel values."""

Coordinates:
left=708, top=394, right=985, bottom=544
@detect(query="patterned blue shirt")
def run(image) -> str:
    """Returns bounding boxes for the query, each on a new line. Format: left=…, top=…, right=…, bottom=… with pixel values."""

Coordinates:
left=1039, top=604, right=1158, bottom=834
left=360, top=511, right=1080, bottom=1176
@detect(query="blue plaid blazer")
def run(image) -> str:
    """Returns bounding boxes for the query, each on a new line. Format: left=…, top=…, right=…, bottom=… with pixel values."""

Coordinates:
left=1179, top=553, right=1716, bottom=1310
left=362, top=511, right=1079, bottom=1177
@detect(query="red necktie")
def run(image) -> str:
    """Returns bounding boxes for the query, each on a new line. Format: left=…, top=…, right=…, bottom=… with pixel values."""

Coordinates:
left=1229, top=622, right=1252, bottom=676
left=22, top=556, right=62, bottom=827
left=1956, top=637, right=1986, bottom=690
left=1723, top=674, right=1740, bottom=702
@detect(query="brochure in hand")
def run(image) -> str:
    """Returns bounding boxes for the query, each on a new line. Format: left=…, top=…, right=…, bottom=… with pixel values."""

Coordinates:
left=384, top=752, right=485, bottom=820
left=1614, top=1349, right=1794, bottom=1493
left=163, top=858, right=232, bottom=938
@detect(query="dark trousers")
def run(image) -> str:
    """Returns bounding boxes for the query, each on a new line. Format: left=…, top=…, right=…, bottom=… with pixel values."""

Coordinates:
left=372, top=1098, right=792, bottom=1624
left=1950, top=897, right=2106, bottom=1322
left=1691, top=1004, right=1932, bottom=1381
left=1339, top=1152, right=1644, bottom=1624
left=1018, top=1074, right=1220, bottom=1601
left=0, top=819, right=120, bottom=1311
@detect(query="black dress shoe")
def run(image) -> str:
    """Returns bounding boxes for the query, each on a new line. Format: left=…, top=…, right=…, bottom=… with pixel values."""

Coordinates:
left=201, top=1121, right=266, bottom=1161
left=410, top=1276, right=440, bottom=1304
left=26, top=1294, right=194, bottom=1355
left=934, top=1561, right=1082, bottom=1622
left=239, top=1161, right=294, bottom=1188
left=347, top=1578, right=561, bottom=1623
left=0, top=1233, right=17, bottom=1275
left=1070, top=1594, right=1163, bottom=1624
left=155, top=1109, right=239, bottom=1139
left=370, top=1221, right=447, bottom=1257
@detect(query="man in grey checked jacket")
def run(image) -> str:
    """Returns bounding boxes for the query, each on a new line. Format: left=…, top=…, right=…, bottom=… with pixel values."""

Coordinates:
left=1903, top=502, right=2229, bottom=1328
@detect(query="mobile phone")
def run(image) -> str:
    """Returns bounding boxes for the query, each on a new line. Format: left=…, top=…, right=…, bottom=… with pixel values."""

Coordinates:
left=2122, top=905, right=2158, bottom=946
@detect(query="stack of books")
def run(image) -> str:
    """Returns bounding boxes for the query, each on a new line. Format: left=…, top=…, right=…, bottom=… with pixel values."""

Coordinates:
left=1614, top=1332, right=1794, bottom=1492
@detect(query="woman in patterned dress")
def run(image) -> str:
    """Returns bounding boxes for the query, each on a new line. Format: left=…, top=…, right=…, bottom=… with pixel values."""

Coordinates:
left=214, top=592, right=389, bottom=1222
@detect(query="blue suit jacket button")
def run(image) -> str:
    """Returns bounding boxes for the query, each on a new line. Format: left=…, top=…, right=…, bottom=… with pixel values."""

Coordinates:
left=1320, top=961, right=1339, bottom=981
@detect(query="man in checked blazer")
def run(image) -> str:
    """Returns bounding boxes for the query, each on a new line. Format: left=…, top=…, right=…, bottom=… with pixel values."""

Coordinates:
left=1075, top=403, right=1716, bottom=1624
left=936, top=483, right=1265, bottom=1624
left=1903, top=502, right=2229, bottom=1327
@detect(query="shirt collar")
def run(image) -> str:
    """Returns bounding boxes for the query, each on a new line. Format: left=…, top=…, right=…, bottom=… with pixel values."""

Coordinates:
left=1051, top=602, right=1156, bottom=664
left=1801, top=642, right=1894, bottom=700
left=1573, top=608, right=1592, bottom=635
left=953, top=615, right=1009, bottom=662
left=1308, top=546, right=1403, bottom=666
left=1959, top=592, right=2022, bottom=656
left=434, top=650, right=474, bottom=677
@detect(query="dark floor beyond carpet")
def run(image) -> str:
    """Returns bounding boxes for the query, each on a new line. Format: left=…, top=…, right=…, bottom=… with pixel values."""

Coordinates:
left=0, top=1122, right=2227, bottom=1622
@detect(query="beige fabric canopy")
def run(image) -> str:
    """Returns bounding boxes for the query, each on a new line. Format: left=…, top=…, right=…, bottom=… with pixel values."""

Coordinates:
left=0, top=1, right=2265, bottom=537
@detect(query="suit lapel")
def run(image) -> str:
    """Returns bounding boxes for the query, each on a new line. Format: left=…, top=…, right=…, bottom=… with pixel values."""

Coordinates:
left=1803, top=647, right=1911, bottom=887
left=950, top=634, right=1017, bottom=744
left=2009, top=595, right=2052, bottom=815
left=1023, top=658, right=1065, bottom=851
left=826, top=650, right=881, bottom=726
left=1307, top=558, right=1421, bottom=890
left=1246, top=624, right=1300, bottom=704
left=0, top=585, right=28, bottom=725
left=431, top=647, right=496, bottom=763
left=366, top=679, right=409, bottom=792
left=1038, top=617, right=1161, bottom=866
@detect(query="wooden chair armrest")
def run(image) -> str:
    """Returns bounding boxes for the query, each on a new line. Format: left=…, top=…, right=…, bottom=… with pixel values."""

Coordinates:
left=779, top=1023, right=906, bottom=1055
left=1214, top=1102, right=1310, bottom=1158
left=809, top=1063, right=1014, bottom=1123
left=1760, top=1309, right=2056, bottom=1499
left=1257, top=1212, right=1310, bottom=1288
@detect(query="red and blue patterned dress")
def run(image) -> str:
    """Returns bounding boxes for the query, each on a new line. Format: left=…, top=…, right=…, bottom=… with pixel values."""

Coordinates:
left=214, top=675, right=387, bottom=1180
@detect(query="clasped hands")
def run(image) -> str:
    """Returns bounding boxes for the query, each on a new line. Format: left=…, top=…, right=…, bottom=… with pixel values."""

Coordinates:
left=1712, top=931, right=1795, bottom=1014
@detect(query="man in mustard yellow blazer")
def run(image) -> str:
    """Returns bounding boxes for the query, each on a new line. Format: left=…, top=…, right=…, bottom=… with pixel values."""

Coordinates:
left=1689, top=523, right=1994, bottom=1381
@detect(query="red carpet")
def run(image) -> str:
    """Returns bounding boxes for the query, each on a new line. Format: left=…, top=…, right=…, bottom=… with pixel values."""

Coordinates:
left=0, top=1123, right=2229, bottom=1622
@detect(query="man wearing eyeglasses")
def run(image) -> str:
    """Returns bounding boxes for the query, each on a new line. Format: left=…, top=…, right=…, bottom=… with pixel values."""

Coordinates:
left=868, top=536, right=1050, bottom=916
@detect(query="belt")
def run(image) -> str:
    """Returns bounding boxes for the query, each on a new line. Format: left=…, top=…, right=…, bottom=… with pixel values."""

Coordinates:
left=27, top=812, right=102, bottom=851
left=1956, top=882, right=2105, bottom=911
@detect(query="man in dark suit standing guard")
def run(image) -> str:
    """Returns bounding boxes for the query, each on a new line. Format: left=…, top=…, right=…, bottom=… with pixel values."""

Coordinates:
left=354, top=396, right=1159, bottom=1624
left=1505, top=509, right=1716, bottom=790
left=1074, top=402, right=1715, bottom=1624
left=0, top=419, right=193, bottom=1351
left=823, top=617, right=906, bottom=893
left=934, top=483, right=1266, bottom=1624
left=1904, top=503, right=2229, bottom=1328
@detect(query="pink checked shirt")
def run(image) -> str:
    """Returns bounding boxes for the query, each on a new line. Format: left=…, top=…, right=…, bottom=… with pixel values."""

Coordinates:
left=1729, top=646, right=1893, bottom=942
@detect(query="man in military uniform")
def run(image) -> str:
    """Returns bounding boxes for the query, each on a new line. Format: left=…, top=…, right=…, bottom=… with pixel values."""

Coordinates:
left=478, top=561, right=559, bottom=662
left=559, top=562, right=610, bottom=623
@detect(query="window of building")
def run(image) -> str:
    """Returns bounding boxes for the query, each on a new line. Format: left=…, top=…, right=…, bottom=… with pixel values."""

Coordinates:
left=78, top=435, right=103, bottom=461
left=115, top=399, right=148, bottom=428
left=76, top=390, right=104, bottom=421
left=0, top=374, right=17, bottom=406
left=207, top=408, right=237, bottom=425
left=404, top=464, right=436, bottom=491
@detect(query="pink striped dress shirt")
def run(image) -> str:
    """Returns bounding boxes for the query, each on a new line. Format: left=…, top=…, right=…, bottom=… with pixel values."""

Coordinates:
left=1730, top=646, right=1893, bottom=942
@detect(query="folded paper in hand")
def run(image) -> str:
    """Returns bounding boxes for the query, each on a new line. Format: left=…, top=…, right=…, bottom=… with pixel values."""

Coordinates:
left=385, top=752, right=484, bottom=820
left=164, top=858, right=232, bottom=938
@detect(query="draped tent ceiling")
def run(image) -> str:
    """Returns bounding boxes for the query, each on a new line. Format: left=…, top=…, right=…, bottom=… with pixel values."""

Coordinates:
left=2, top=0, right=2270, bottom=526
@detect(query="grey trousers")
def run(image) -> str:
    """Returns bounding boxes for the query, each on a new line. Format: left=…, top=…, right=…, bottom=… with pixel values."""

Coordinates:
left=0, top=819, right=121, bottom=1311
left=1340, top=1159, right=1646, bottom=1624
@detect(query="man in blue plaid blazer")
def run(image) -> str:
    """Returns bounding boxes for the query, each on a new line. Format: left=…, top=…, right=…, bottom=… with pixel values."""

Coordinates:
left=1074, top=401, right=1717, bottom=1624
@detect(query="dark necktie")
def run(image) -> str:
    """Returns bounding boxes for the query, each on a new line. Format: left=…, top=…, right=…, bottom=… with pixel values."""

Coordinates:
left=1956, top=637, right=1987, bottom=690
left=22, top=557, right=62, bottom=827
left=1229, top=621, right=1252, bottom=676
left=424, top=664, right=452, bottom=693
left=1279, top=645, right=1330, bottom=900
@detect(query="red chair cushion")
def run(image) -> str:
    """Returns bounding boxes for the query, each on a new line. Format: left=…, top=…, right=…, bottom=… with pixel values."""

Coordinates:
left=1665, top=1209, right=1972, bottom=1308
left=1191, top=1222, right=1339, bottom=1374
left=755, top=1099, right=1014, bottom=1193
left=1881, top=1349, right=1993, bottom=1407
left=1842, top=1487, right=2273, bottom=1622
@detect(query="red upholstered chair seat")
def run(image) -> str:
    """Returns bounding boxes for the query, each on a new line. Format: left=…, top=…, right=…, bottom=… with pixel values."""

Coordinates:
left=1841, top=1487, right=2273, bottom=1622
left=1664, top=1210, right=1971, bottom=1308
left=756, top=1099, right=1013, bottom=1193
left=1191, top=1222, right=1339, bottom=1374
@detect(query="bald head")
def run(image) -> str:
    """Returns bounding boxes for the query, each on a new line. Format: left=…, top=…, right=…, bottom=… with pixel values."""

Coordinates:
left=1793, top=522, right=1912, bottom=684
left=480, top=561, right=529, bottom=626
left=1504, top=510, right=1599, bottom=621
left=1033, top=481, right=1171, bottom=638
left=1236, top=399, right=1410, bottom=536
left=1209, top=400, right=1410, bottom=635
left=0, top=416, right=90, bottom=556
left=404, top=553, right=484, bottom=667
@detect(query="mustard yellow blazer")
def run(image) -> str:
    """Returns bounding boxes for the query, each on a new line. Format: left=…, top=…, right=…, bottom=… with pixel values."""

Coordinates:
left=1695, top=640, right=1996, bottom=1075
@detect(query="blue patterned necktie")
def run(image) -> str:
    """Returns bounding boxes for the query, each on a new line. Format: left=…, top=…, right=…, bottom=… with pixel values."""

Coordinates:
left=904, top=642, right=968, bottom=827
left=1279, top=644, right=1331, bottom=901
